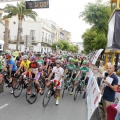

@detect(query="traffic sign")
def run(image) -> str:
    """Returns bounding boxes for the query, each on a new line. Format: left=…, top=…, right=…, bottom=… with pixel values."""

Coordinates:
left=25, top=0, right=49, bottom=9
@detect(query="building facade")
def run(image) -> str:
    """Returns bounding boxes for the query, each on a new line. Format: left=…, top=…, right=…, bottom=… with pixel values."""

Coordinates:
left=60, top=29, right=71, bottom=42
left=0, top=16, right=53, bottom=53
left=71, top=42, right=84, bottom=53
left=0, top=15, right=71, bottom=53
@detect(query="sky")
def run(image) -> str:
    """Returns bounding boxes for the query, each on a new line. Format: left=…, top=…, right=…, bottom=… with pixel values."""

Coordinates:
left=0, top=0, right=108, bottom=42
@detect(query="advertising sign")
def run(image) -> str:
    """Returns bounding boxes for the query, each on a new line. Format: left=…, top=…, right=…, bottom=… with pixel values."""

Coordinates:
left=87, top=71, right=102, bottom=120
left=25, top=0, right=49, bottom=9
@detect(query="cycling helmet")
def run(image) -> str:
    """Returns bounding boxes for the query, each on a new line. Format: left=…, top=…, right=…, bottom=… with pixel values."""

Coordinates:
left=69, top=58, right=74, bottom=62
left=44, top=55, right=47, bottom=58
left=56, top=56, right=60, bottom=59
left=83, top=61, right=88, bottom=65
left=36, top=53, right=41, bottom=57
left=16, top=56, right=20, bottom=61
left=5, top=51, right=9, bottom=55
left=30, top=56, right=36, bottom=61
left=22, top=55, right=28, bottom=60
left=56, top=59, right=61, bottom=64
left=6, top=54, right=11, bottom=59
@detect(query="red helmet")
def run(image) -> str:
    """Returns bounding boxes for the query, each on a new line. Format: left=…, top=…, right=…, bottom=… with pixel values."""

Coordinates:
left=6, top=54, right=11, bottom=59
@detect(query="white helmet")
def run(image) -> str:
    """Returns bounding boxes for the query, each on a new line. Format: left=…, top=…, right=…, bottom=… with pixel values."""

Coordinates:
left=22, top=55, right=28, bottom=60
left=56, top=59, right=61, bottom=64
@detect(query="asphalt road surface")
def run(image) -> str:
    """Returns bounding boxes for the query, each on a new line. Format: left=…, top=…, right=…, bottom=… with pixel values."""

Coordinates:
left=0, top=87, right=87, bottom=120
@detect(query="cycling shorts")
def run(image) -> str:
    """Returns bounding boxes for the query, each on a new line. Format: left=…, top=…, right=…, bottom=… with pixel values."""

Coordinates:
left=51, top=79, right=62, bottom=90
left=80, top=76, right=89, bottom=86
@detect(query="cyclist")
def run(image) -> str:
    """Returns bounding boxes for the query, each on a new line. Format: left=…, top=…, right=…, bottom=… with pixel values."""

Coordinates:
left=16, top=55, right=30, bottom=74
left=47, top=59, right=64, bottom=105
left=25, top=56, right=42, bottom=95
left=64, top=58, right=76, bottom=95
left=36, top=54, right=44, bottom=69
left=3, top=54, right=17, bottom=93
left=75, top=61, right=89, bottom=98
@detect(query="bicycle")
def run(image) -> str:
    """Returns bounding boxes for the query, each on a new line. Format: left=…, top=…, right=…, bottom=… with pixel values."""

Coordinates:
left=42, top=80, right=58, bottom=107
left=74, top=79, right=85, bottom=101
left=13, top=74, right=29, bottom=98
left=26, top=77, right=45, bottom=104
left=1, top=71, right=14, bottom=88
left=62, top=74, right=73, bottom=98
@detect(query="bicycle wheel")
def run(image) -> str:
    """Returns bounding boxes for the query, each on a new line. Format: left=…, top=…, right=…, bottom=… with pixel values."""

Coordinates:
left=26, top=83, right=38, bottom=104
left=13, top=81, right=23, bottom=98
left=43, top=89, right=51, bottom=107
left=74, top=86, right=79, bottom=100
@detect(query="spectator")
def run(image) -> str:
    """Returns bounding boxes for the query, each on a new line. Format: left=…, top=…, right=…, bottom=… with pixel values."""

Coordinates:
left=107, top=59, right=112, bottom=66
left=99, top=65, right=118, bottom=120
left=97, top=61, right=105, bottom=87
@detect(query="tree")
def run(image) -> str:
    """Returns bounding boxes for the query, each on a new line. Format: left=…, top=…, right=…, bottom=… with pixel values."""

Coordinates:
left=51, top=40, right=78, bottom=53
left=80, top=2, right=110, bottom=36
left=3, top=18, right=9, bottom=51
left=51, top=42, right=57, bottom=50
left=4, top=1, right=37, bottom=50
left=82, top=28, right=97, bottom=54
left=80, top=1, right=110, bottom=53
left=60, top=40, right=70, bottom=51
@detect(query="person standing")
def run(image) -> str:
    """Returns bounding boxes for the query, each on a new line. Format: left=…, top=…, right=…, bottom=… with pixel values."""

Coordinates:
left=99, top=65, right=118, bottom=120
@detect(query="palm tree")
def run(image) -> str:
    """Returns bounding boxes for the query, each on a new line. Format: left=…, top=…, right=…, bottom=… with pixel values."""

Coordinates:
left=3, top=18, right=9, bottom=51
left=4, top=1, right=37, bottom=50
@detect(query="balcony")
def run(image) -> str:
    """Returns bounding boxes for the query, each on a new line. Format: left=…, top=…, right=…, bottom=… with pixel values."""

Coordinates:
left=41, top=38, right=51, bottom=46
left=14, top=36, right=24, bottom=42
left=31, top=37, right=37, bottom=43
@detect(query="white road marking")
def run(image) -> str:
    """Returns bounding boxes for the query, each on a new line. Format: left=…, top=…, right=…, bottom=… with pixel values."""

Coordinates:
left=0, top=104, right=8, bottom=110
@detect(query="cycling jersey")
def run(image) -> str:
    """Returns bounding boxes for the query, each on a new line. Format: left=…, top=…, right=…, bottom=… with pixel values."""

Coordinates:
left=6, top=59, right=17, bottom=71
left=29, top=62, right=39, bottom=73
left=80, top=66, right=89, bottom=77
left=37, top=59, right=44, bottom=67
left=44, top=58, right=50, bottom=66
left=66, top=64, right=76, bottom=74
left=21, top=60, right=30, bottom=70
left=52, top=66, right=64, bottom=82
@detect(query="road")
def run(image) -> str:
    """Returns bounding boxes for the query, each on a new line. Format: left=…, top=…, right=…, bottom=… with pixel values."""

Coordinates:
left=0, top=87, right=87, bottom=120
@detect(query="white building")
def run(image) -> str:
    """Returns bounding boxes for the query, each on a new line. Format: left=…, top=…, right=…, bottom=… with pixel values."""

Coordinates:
left=72, top=42, right=84, bottom=53
left=0, top=16, right=52, bottom=53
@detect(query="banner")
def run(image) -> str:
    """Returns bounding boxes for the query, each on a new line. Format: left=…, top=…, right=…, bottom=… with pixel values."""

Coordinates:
left=87, top=71, right=102, bottom=120
left=107, top=10, right=120, bottom=49
left=92, top=49, right=104, bottom=65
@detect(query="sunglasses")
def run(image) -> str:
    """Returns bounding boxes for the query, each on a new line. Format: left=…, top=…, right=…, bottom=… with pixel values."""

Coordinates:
left=6, top=58, right=9, bottom=59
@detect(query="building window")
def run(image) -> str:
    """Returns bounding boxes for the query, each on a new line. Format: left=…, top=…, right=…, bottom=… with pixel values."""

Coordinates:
left=30, top=30, right=35, bottom=40
left=42, top=32, right=44, bottom=41
left=45, top=33, right=47, bottom=42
